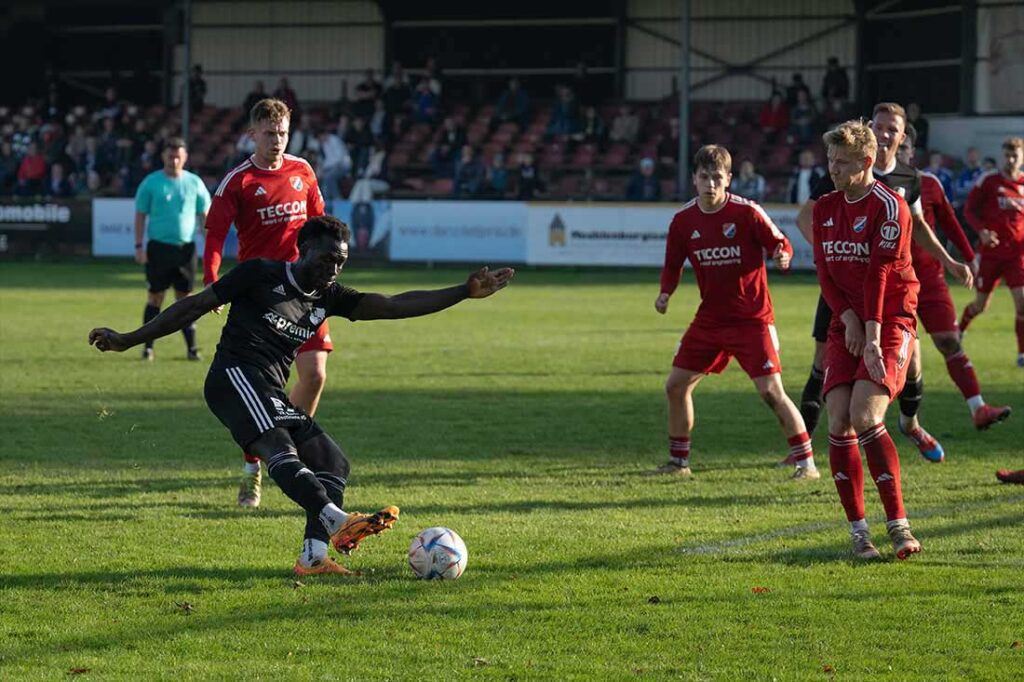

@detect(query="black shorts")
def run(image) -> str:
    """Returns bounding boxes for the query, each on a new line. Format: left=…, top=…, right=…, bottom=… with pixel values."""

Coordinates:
left=146, top=240, right=196, bottom=293
left=204, top=362, right=324, bottom=450
left=812, top=294, right=832, bottom=343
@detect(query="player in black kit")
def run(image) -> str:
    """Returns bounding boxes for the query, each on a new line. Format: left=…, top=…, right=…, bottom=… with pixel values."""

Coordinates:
left=89, top=216, right=514, bottom=576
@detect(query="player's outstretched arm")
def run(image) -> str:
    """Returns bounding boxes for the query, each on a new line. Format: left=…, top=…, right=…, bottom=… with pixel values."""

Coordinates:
left=89, top=288, right=222, bottom=353
left=351, top=266, right=515, bottom=321
left=911, top=214, right=973, bottom=289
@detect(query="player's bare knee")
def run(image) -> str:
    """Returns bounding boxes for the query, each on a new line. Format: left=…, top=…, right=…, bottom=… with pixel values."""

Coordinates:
left=828, top=412, right=851, bottom=435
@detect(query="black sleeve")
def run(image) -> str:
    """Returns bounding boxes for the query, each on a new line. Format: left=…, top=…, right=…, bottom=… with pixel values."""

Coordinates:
left=324, top=285, right=366, bottom=320
left=907, top=170, right=921, bottom=206
left=809, top=171, right=835, bottom=200
left=211, top=260, right=265, bottom=304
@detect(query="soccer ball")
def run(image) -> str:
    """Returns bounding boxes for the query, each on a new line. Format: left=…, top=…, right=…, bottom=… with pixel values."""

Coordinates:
left=408, top=527, right=468, bottom=580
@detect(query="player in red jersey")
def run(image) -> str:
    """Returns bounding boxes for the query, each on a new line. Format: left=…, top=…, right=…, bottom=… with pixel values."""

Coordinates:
left=813, top=120, right=922, bottom=561
left=895, top=126, right=1011, bottom=431
left=648, top=145, right=819, bottom=481
left=204, top=98, right=329, bottom=507
left=959, top=137, right=1024, bottom=368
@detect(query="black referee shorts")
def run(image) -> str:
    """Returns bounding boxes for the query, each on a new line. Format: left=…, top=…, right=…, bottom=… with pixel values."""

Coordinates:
left=204, top=363, right=324, bottom=450
left=812, top=294, right=833, bottom=343
left=146, top=240, right=196, bottom=294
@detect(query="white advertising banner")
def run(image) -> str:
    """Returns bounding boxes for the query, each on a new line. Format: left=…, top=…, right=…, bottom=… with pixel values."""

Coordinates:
left=389, top=200, right=528, bottom=263
left=91, top=198, right=137, bottom=256
left=525, top=203, right=812, bottom=269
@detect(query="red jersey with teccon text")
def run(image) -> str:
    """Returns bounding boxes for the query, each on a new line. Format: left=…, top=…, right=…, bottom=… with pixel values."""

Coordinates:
left=912, top=171, right=976, bottom=274
left=660, top=193, right=792, bottom=326
left=964, top=170, right=1024, bottom=259
left=813, top=181, right=919, bottom=325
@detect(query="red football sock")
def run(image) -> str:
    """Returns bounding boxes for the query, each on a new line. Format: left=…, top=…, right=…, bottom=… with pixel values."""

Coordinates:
left=669, top=436, right=690, bottom=464
left=959, top=304, right=977, bottom=333
left=944, top=351, right=982, bottom=401
left=1016, top=316, right=1024, bottom=354
left=828, top=433, right=864, bottom=522
left=787, top=432, right=813, bottom=462
left=858, top=423, right=906, bottom=521
left=244, top=452, right=261, bottom=464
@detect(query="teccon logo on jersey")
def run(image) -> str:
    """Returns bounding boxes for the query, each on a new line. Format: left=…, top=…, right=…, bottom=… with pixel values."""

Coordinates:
left=255, top=200, right=308, bottom=222
left=693, top=245, right=742, bottom=266
left=820, top=240, right=870, bottom=261
left=262, top=311, right=314, bottom=341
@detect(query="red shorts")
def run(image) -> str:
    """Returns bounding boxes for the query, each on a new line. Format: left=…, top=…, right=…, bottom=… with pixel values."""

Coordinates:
left=976, top=250, right=1024, bottom=293
left=915, top=266, right=958, bottom=335
left=298, top=321, right=334, bottom=354
left=673, top=322, right=781, bottom=378
left=822, top=320, right=916, bottom=399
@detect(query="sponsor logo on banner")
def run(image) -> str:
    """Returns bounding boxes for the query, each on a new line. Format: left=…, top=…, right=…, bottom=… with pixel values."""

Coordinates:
left=390, top=201, right=528, bottom=262
left=549, top=214, right=566, bottom=246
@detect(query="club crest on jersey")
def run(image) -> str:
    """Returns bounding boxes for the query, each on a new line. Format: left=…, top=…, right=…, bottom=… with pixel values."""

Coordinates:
left=290, top=176, right=303, bottom=191
left=853, top=216, right=867, bottom=233
left=309, top=307, right=326, bottom=325
left=722, top=223, right=736, bottom=239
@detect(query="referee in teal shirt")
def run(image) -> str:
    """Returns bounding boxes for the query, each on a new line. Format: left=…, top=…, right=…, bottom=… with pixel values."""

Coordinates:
left=134, top=137, right=212, bottom=361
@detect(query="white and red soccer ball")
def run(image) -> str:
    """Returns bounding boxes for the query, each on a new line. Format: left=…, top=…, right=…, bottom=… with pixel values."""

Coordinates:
left=408, top=527, right=468, bottom=580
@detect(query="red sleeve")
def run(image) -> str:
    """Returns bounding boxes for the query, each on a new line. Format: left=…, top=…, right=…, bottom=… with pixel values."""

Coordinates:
left=932, top=187, right=975, bottom=262
left=659, top=215, right=688, bottom=295
left=749, top=203, right=792, bottom=268
left=308, top=170, right=326, bottom=217
left=812, top=201, right=851, bottom=317
left=203, top=184, right=237, bottom=285
left=863, top=199, right=910, bottom=323
left=963, top=179, right=987, bottom=234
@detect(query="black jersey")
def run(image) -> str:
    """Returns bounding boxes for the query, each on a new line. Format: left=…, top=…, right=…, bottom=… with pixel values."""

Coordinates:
left=211, top=259, right=363, bottom=387
left=811, top=159, right=923, bottom=213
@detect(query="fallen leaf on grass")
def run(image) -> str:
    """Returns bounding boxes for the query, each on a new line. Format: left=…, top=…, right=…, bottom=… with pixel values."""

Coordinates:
left=293, top=580, right=305, bottom=589
left=751, top=586, right=771, bottom=594
left=1012, top=641, right=1022, bottom=650
left=174, top=601, right=194, bottom=615
left=472, top=657, right=489, bottom=667
left=647, top=596, right=661, bottom=604
left=69, top=668, right=91, bottom=675
left=823, top=664, right=835, bottom=673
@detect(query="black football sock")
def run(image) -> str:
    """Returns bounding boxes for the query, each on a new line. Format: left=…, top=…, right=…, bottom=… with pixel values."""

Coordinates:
left=799, top=366, right=825, bottom=435
left=265, top=449, right=335, bottom=543
left=143, top=304, right=160, bottom=350
left=181, top=322, right=197, bottom=352
left=899, top=374, right=924, bottom=420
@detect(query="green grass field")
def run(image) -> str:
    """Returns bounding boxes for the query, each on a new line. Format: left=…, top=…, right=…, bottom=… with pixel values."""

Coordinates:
left=1, top=261, right=1021, bottom=680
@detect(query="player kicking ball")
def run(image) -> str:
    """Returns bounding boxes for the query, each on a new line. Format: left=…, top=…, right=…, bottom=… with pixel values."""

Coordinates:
left=814, top=121, right=922, bottom=561
left=90, top=216, right=514, bottom=575
left=648, top=144, right=819, bottom=481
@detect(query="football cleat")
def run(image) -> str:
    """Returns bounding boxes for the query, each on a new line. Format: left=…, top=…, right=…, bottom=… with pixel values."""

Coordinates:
left=996, top=469, right=1024, bottom=484
left=142, top=347, right=154, bottom=362
left=776, top=453, right=799, bottom=468
left=644, top=461, right=693, bottom=477
left=898, top=423, right=944, bottom=463
left=187, top=348, right=202, bottom=362
left=850, top=529, right=881, bottom=560
left=790, top=465, right=821, bottom=481
left=1017, top=354, right=1024, bottom=368
left=973, top=404, right=1011, bottom=430
left=237, top=468, right=262, bottom=508
left=294, top=556, right=359, bottom=577
left=887, top=524, right=922, bottom=560
left=331, top=505, right=400, bottom=555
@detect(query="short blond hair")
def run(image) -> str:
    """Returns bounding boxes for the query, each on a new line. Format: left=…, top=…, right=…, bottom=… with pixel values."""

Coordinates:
left=872, top=102, right=906, bottom=122
left=1003, top=137, right=1024, bottom=152
left=693, top=144, right=732, bottom=174
left=250, top=98, right=290, bottom=126
left=823, top=120, right=878, bottom=161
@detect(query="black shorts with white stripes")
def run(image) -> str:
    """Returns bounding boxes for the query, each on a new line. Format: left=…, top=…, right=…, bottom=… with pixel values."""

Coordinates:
left=204, top=361, right=323, bottom=450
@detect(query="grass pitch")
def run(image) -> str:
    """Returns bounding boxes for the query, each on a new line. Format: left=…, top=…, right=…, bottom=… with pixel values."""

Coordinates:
left=0, top=261, right=1021, bottom=680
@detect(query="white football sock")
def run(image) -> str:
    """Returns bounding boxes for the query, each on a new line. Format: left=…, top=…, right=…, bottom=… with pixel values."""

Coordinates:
left=966, top=395, right=985, bottom=415
left=244, top=461, right=260, bottom=475
left=850, top=518, right=869, bottom=534
left=797, top=457, right=815, bottom=469
left=885, top=517, right=910, bottom=531
left=298, top=539, right=329, bottom=568
left=318, top=503, right=348, bottom=535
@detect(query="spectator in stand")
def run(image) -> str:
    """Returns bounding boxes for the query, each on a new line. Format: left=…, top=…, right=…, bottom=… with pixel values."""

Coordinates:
left=981, top=156, right=997, bottom=172
left=349, top=138, right=389, bottom=203
left=242, top=81, right=265, bottom=119
left=785, top=73, right=811, bottom=107
left=658, top=117, right=681, bottom=172
left=133, top=139, right=160, bottom=185
left=80, top=136, right=104, bottom=176
left=759, top=92, right=789, bottom=142
left=413, top=79, right=439, bottom=124
left=382, top=62, right=411, bottom=116
left=66, top=124, right=88, bottom=163
left=515, top=152, right=545, bottom=199
left=430, top=116, right=465, bottom=178
left=188, top=64, right=207, bottom=111
left=317, top=128, right=352, bottom=202
left=47, top=162, right=73, bottom=198
left=626, top=157, right=662, bottom=202
left=0, top=141, right=19, bottom=194
left=787, top=148, right=825, bottom=204
left=906, top=102, right=928, bottom=151
left=234, top=129, right=256, bottom=163
left=98, top=117, right=120, bottom=165
left=353, top=69, right=381, bottom=120
left=347, top=116, right=374, bottom=172
left=546, top=85, right=580, bottom=139
left=485, top=152, right=509, bottom=197
left=80, top=170, right=103, bottom=197
left=273, top=77, right=299, bottom=115
left=954, top=147, right=982, bottom=207
left=821, top=57, right=849, bottom=103
left=11, top=117, right=33, bottom=157
left=730, top=160, right=766, bottom=202
left=925, top=151, right=954, bottom=199
left=789, top=89, right=817, bottom=144
left=94, top=86, right=123, bottom=122
left=285, top=114, right=318, bottom=159
left=821, top=96, right=850, bottom=128
left=369, top=98, right=389, bottom=139
left=16, top=142, right=47, bottom=196
left=573, top=61, right=597, bottom=107
left=494, top=78, right=530, bottom=130
left=609, top=104, right=639, bottom=145
left=423, top=57, right=443, bottom=98
left=453, top=145, right=485, bottom=198
left=571, top=106, right=607, bottom=148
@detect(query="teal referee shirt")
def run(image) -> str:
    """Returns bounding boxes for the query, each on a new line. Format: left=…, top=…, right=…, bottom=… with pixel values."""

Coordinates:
left=135, top=170, right=212, bottom=245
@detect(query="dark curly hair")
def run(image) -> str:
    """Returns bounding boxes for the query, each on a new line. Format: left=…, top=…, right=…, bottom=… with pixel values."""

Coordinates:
left=297, top=215, right=352, bottom=250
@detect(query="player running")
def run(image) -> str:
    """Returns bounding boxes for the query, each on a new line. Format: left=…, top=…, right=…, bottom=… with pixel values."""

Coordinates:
left=205, top=97, right=330, bottom=508
left=894, top=126, right=1010, bottom=433
left=90, top=216, right=514, bottom=575
left=648, top=145, right=819, bottom=481
left=794, top=103, right=974, bottom=463
left=814, top=120, right=922, bottom=560
left=958, top=137, right=1024, bottom=368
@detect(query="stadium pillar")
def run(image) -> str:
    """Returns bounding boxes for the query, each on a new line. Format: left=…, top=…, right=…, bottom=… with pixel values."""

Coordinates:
left=182, top=0, right=192, bottom=145
left=961, top=0, right=977, bottom=115
left=677, top=0, right=690, bottom=200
